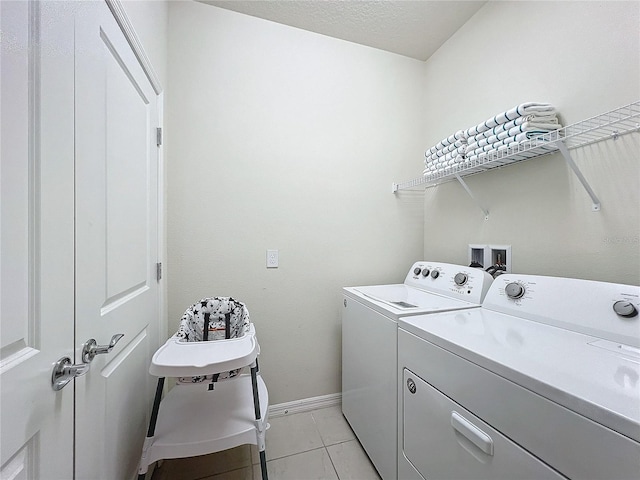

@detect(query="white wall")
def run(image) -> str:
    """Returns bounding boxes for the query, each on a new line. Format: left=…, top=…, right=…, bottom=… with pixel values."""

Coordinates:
left=167, top=1, right=425, bottom=403
left=421, top=1, right=640, bottom=285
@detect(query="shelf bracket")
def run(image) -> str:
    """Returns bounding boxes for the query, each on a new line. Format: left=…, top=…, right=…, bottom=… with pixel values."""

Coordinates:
left=455, top=174, right=489, bottom=220
left=557, top=141, right=601, bottom=212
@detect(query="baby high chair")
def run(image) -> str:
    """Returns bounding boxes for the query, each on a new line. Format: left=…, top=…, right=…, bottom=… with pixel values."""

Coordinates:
left=137, top=297, right=269, bottom=480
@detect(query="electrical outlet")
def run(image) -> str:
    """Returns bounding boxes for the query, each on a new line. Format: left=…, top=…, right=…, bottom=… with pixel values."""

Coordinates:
left=266, top=249, right=278, bottom=268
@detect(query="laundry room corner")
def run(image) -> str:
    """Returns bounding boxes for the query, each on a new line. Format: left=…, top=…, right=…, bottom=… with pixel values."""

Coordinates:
left=418, top=0, right=640, bottom=285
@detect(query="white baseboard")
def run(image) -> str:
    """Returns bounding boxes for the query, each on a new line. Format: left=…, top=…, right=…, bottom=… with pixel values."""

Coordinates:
left=269, top=392, right=342, bottom=418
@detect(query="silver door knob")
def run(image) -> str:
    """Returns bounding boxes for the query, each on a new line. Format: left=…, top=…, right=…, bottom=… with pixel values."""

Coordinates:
left=82, top=334, right=124, bottom=363
left=51, top=356, right=91, bottom=391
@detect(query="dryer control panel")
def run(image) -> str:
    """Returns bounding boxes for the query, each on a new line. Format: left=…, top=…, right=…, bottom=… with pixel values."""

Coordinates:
left=484, top=274, right=640, bottom=348
left=404, top=262, right=494, bottom=305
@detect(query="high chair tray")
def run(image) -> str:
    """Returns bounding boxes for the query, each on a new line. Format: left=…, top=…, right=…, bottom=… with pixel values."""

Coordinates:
left=150, top=324, right=260, bottom=377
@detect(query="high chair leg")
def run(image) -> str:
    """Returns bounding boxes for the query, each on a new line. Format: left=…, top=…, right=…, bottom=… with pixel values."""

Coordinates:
left=251, top=365, right=268, bottom=480
left=137, top=377, right=165, bottom=480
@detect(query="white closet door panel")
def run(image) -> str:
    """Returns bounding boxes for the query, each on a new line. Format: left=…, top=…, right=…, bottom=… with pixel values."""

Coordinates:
left=73, top=2, right=160, bottom=479
left=105, top=47, right=150, bottom=299
left=0, top=1, right=74, bottom=478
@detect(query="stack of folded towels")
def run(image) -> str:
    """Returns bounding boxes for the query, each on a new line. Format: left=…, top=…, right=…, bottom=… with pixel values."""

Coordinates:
left=424, top=102, right=562, bottom=176
left=423, top=130, right=468, bottom=175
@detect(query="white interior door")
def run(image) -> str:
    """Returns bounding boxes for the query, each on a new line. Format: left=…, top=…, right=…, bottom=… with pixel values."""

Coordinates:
left=1, top=2, right=161, bottom=478
left=73, top=2, right=161, bottom=479
left=1, top=1, right=75, bottom=478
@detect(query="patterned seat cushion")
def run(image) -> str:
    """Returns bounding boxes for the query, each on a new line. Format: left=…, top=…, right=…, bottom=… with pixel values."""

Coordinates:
left=175, top=297, right=251, bottom=384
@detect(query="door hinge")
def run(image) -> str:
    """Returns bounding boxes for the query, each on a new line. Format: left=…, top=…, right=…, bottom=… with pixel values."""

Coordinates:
left=156, top=127, right=163, bottom=146
left=156, top=262, right=162, bottom=281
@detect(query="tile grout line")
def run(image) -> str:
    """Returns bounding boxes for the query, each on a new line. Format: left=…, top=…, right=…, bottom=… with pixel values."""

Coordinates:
left=310, top=408, right=342, bottom=480
left=324, top=445, right=341, bottom=480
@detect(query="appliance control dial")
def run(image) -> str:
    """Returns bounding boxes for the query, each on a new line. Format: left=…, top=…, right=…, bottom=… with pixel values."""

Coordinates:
left=505, top=282, right=525, bottom=299
left=613, top=300, right=638, bottom=318
left=454, top=273, right=468, bottom=286
left=430, top=270, right=440, bottom=279
left=421, top=268, right=430, bottom=277
left=413, top=267, right=422, bottom=275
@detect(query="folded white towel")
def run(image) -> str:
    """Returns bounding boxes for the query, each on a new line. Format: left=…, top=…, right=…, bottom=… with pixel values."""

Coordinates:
left=441, top=141, right=464, bottom=155
left=519, top=103, right=555, bottom=115
left=466, top=135, right=519, bottom=156
left=507, top=121, right=561, bottom=137
left=425, top=153, right=439, bottom=165
left=465, top=102, right=555, bottom=137
left=465, top=138, right=488, bottom=153
left=443, top=151, right=457, bottom=163
left=496, top=130, right=509, bottom=141
left=523, top=113, right=558, bottom=123
left=466, top=142, right=500, bottom=157
left=426, top=139, right=465, bottom=157
left=470, top=117, right=525, bottom=142
left=469, top=114, right=558, bottom=143
left=467, top=122, right=561, bottom=153
left=425, top=144, right=466, bottom=164
left=511, top=130, right=562, bottom=143
left=428, top=129, right=468, bottom=153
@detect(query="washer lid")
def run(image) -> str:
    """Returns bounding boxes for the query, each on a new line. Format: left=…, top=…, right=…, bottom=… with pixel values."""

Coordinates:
left=345, top=284, right=480, bottom=318
left=399, top=309, right=640, bottom=443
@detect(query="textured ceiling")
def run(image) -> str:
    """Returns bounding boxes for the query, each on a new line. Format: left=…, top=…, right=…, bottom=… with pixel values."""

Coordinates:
left=199, top=1, right=487, bottom=61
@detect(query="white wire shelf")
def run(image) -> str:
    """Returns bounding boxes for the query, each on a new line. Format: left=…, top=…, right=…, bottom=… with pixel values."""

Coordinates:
left=393, top=101, right=640, bottom=193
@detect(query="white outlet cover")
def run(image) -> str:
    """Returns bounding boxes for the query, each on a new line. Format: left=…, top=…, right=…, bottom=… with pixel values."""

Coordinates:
left=266, top=249, right=278, bottom=268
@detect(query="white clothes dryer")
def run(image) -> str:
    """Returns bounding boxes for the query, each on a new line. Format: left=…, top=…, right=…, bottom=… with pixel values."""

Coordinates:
left=341, top=261, right=493, bottom=480
left=398, top=274, right=640, bottom=480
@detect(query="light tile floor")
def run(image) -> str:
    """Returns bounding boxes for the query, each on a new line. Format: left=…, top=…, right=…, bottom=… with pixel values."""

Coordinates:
left=151, top=406, right=382, bottom=480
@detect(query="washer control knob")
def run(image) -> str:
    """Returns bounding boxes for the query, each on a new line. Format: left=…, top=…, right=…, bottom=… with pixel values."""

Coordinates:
left=421, top=268, right=430, bottom=277
left=430, top=270, right=440, bottom=279
left=413, top=267, right=422, bottom=275
left=505, top=282, right=525, bottom=299
left=613, top=300, right=638, bottom=318
left=454, top=273, right=468, bottom=286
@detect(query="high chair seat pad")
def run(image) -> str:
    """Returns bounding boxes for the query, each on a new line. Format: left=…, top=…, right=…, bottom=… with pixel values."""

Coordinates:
left=177, top=297, right=250, bottom=342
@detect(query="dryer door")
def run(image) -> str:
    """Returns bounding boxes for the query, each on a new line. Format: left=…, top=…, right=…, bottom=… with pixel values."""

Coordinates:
left=402, top=368, right=567, bottom=480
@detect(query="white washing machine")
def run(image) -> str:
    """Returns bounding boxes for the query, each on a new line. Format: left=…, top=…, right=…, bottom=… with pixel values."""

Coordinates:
left=342, top=261, right=494, bottom=480
left=398, top=274, right=640, bottom=480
